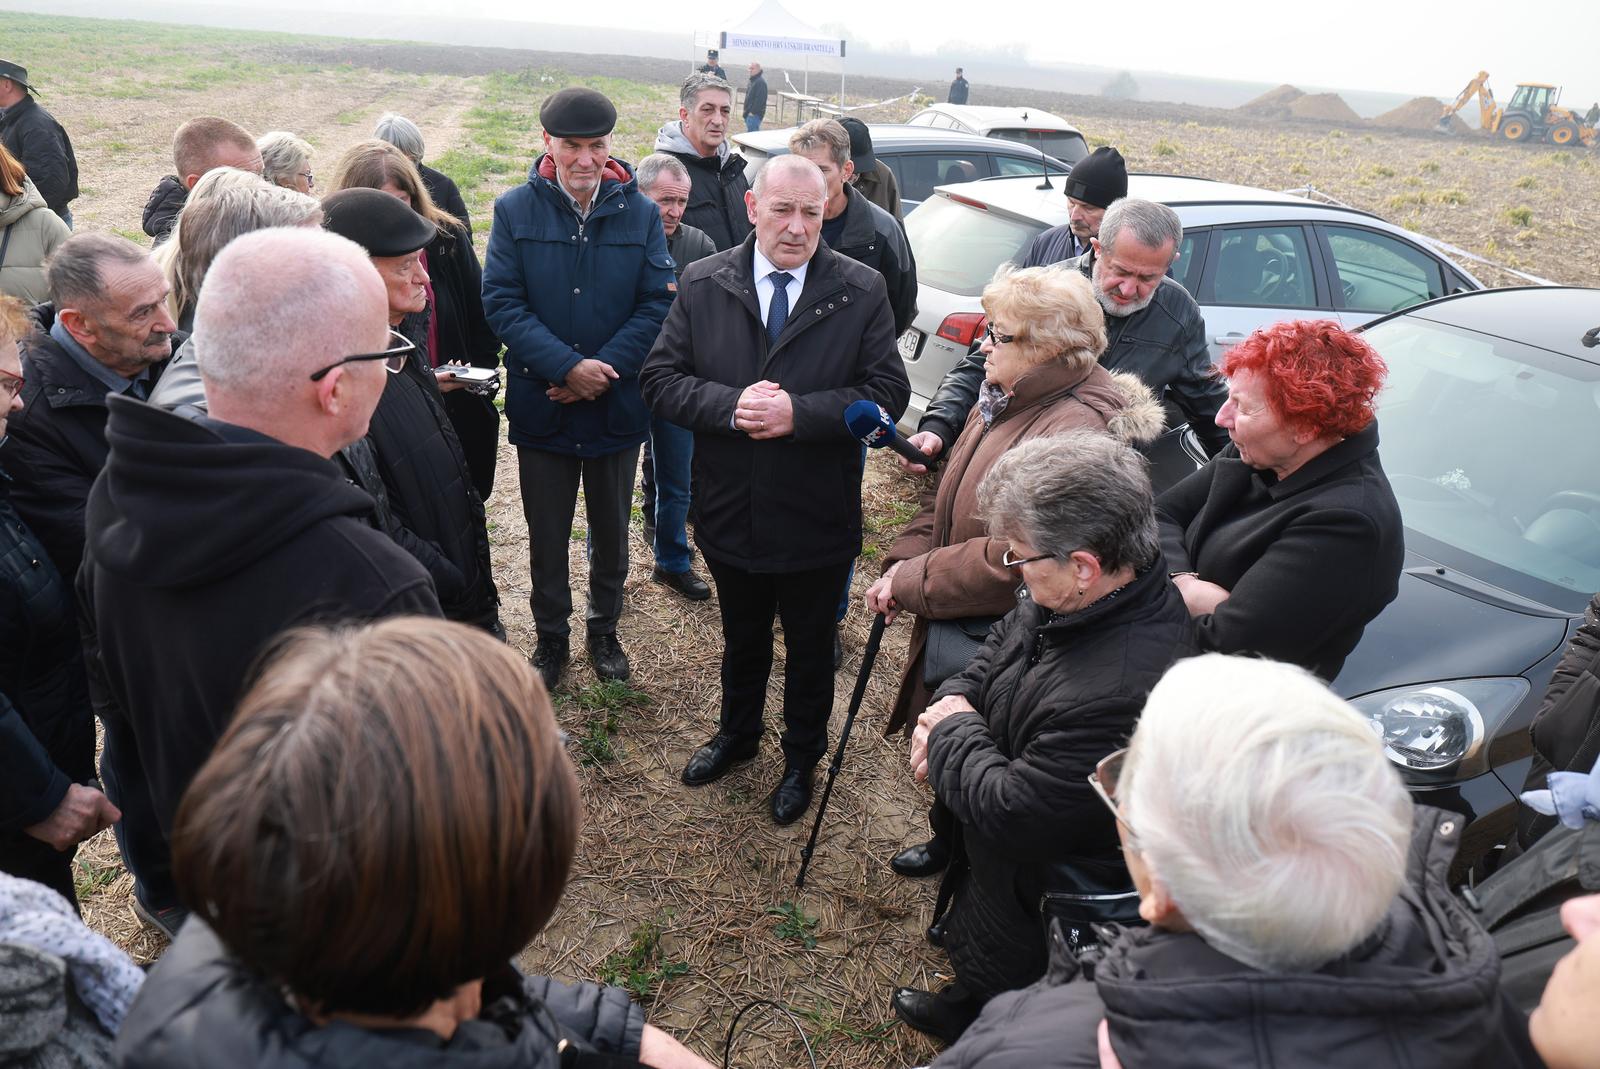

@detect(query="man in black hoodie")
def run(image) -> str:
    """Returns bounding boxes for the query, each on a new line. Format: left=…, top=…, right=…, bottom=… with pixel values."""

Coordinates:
left=78, top=227, right=441, bottom=937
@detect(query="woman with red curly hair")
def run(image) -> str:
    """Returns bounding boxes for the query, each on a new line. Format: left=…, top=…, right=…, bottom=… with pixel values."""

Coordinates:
left=1155, top=319, right=1403, bottom=679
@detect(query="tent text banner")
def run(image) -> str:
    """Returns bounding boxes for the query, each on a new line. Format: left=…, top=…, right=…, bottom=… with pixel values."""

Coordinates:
left=720, top=32, right=845, bottom=58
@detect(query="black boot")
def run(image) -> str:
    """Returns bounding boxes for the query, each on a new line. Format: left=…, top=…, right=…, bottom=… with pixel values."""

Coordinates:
left=890, top=834, right=951, bottom=877
left=530, top=634, right=570, bottom=692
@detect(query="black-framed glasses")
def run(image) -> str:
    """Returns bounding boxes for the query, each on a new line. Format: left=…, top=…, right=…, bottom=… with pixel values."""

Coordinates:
left=0, top=368, right=23, bottom=399
left=1087, top=747, right=1133, bottom=835
left=1001, top=545, right=1054, bottom=568
left=299, top=170, right=315, bottom=188
left=308, top=330, right=414, bottom=382
left=984, top=323, right=1017, bottom=345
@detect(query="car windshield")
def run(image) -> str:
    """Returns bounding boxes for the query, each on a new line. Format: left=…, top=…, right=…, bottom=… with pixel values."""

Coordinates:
left=991, top=129, right=1088, bottom=164
left=905, top=196, right=1046, bottom=297
left=1367, top=314, right=1600, bottom=612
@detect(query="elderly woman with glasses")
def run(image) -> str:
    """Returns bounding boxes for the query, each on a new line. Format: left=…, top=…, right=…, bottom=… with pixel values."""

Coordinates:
left=320, top=188, right=501, bottom=637
left=930, top=654, right=1541, bottom=1069
left=870, top=263, right=1162, bottom=883
left=1157, top=319, right=1403, bottom=680
left=117, top=617, right=714, bottom=1069
left=257, top=131, right=315, bottom=195
left=889, top=431, right=1197, bottom=1045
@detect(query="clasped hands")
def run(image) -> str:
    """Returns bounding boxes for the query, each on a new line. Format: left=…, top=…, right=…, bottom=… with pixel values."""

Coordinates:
left=1171, top=572, right=1232, bottom=617
left=733, top=379, right=794, bottom=439
left=547, top=357, right=618, bottom=404
left=908, top=694, right=976, bottom=783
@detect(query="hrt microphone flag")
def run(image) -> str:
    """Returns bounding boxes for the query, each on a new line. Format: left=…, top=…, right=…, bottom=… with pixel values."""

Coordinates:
left=843, top=400, right=927, bottom=466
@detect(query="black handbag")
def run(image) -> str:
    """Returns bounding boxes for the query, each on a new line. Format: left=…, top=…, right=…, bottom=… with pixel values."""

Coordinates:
left=1040, top=884, right=1144, bottom=957
left=923, top=615, right=1001, bottom=688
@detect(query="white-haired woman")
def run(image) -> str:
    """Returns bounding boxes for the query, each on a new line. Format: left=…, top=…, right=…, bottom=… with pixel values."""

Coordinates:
left=872, top=264, right=1162, bottom=881
left=373, top=112, right=472, bottom=237
left=256, top=131, right=314, bottom=195
left=890, top=432, right=1197, bottom=1044
left=931, top=654, right=1541, bottom=1069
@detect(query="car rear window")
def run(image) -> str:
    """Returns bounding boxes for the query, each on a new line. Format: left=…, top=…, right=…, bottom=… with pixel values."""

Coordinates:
left=905, top=196, right=1046, bottom=297
left=990, top=129, right=1088, bottom=164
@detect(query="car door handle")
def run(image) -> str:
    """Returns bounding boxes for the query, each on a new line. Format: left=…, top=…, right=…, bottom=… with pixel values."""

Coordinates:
left=1213, top=333, right=1246, bottom=345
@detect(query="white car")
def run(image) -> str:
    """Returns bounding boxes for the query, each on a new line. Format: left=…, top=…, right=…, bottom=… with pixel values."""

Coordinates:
left=897, top=173, right=1484, bottom=431
left=907, top=104, right=1089, bottom=165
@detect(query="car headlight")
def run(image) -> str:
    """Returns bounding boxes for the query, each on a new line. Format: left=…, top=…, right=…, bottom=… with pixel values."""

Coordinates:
left=1349, top=678, right=1529, bottom=780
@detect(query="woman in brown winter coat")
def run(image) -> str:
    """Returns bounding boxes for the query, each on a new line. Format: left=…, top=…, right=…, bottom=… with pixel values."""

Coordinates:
left=866, top=263, right=1164, bottom=735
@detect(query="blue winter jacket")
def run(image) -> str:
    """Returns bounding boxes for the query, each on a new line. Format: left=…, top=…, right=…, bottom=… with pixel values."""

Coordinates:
left=482, top=155, right=676, bottom=457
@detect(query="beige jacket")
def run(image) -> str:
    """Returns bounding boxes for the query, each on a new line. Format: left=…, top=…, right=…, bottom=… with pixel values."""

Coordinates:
left=0, top=178, right=69, bottom=306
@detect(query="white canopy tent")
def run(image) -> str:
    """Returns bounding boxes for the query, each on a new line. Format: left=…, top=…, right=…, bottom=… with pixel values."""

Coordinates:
left=694, top=0, right=847, bottom=109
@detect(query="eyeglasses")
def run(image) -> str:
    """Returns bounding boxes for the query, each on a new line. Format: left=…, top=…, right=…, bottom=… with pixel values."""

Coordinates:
left=1001, top=545, right=1054, bottom=568
left=984, top=324, right=1017, bottom=345
left=1087, top=747, right=1133, bottom=835
left=0, top=368, right=22, bottom=399
left=299, top=171, right=315, bottom=188
left=308, top=330, right=414, bottom=382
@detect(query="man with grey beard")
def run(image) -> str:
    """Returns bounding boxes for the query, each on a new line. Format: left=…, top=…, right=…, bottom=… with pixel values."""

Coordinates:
left=905, top=198, right=1230, bottom=467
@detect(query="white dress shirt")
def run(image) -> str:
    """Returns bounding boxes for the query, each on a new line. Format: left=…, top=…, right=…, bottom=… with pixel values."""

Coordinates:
left=752, top=245, right=808, bottom=326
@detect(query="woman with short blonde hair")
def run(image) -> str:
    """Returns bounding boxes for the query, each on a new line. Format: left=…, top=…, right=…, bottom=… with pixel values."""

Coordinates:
left=256, top=130, right=314, bottom=194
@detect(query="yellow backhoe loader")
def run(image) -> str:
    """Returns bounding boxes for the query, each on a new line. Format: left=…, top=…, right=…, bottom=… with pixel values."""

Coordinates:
left=1440, top=71, right=1597, bottom=147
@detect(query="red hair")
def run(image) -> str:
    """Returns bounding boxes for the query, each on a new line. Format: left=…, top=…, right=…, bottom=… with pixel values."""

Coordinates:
left=1219, top=319, right=1387, bottom=437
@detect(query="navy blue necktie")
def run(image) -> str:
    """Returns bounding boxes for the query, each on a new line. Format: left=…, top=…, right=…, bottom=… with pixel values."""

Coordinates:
left=766, top=271, right=792, bottom=345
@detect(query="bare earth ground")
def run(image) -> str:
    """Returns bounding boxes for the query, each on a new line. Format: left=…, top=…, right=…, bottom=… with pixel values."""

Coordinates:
left=8, top=10, right=1600, bottom=1066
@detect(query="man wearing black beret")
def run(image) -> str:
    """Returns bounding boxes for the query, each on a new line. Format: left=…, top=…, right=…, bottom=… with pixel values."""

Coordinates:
left=483, top=87, right=676, bottom=690
left=323, top=187, right=502, bottom=636
left=1019, top=144, right=1127, bottom=267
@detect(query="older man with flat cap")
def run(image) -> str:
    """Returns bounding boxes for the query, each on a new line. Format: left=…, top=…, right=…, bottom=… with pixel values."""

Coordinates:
left=0, top=60, right=78, bottom=225
left=482, top=87, right=675, bottom=690
left=322, top=187, right=500, bottom=635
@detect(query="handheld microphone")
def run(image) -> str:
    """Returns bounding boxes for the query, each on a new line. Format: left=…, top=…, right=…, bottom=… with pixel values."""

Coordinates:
left=844, top=400, right=929, bottom=467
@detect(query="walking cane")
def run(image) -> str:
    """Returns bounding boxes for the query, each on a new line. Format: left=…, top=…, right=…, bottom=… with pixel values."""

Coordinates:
left=796, top=611, right=888, bottom=889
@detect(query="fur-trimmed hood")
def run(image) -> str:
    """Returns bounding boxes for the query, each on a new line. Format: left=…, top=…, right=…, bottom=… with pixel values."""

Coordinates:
left=1102, top=369, right=1165, bottom=445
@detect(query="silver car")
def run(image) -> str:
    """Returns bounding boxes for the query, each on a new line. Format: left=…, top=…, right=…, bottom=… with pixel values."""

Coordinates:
left=897, top=173, right=1484, bottom=431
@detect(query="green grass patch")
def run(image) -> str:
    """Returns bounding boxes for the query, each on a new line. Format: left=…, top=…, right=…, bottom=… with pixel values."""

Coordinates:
left=73, top=857, right=119, bottom=900
left=1434, top=188, right=1469, bottom=205
left=1364, top=164, right=1394, bottom=178
left=1151, top=138, right=1180, bottom=157
left=598, top=917, right=689, bottom=998
left=769, top=900, right=819, bottom=949
left=1503, top=205, right=1534, bottom=226
left=1419, top=160, right=1441, bottom=174
left=1384, top=190, right=1430, bottom=210
left=1514, top=174, right=1538, bottom=190
left=559, top=678, right=650, bottom=767
left=795, top=1005, right=898, bottom=1050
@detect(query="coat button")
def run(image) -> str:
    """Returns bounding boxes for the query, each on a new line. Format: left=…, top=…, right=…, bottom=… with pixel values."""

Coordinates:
left=828, top=302, right=835, bottom=309
left=30, top=558, right=41, bottom=568
left=814, top=308, right=822, bottom=315
left=573, top=288, right=581, bottom=294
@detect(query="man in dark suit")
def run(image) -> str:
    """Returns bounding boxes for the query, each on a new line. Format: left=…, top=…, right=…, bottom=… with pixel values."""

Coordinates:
left=641, top=155, right=910, bottom=826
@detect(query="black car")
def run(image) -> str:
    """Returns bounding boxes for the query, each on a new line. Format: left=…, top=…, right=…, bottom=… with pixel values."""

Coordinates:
left=1337, top=286, right=1600, bottom=871
left=730, top=124, right=1071, bottom=212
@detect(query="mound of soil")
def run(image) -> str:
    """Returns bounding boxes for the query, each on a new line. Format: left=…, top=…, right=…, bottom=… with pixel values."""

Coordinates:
left=1289, top=92, right=1361, bottom=123
left=1376, top=96, right=1470, bottom=133
left=1240, top=83, right=1304, bottom=118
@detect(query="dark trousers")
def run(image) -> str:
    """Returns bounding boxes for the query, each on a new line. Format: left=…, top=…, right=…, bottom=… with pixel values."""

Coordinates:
left=705, top=556, right=853, bottom=768
left=99, top=714, right=178, bottom=911
left=1, top=832, right=77, bottom=909
left=518, top=444, right=640, bottom=638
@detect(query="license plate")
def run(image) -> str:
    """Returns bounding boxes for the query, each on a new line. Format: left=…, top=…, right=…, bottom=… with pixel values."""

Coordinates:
left=897, top=329, right=922, bottom=361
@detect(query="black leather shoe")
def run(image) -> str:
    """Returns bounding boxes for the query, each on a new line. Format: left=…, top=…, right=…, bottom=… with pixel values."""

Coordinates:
left=642, top=520, right=656, bottom=548
left=770, top=764, right=814, bottom=826
left=587, top=632, right=630, bottom=682
left=890, top=986, right=977, bottom=1045
left=890, top=837, right=950, bottom=878
left=681, top=733, right=759, bottom=786
left=925, top=921, right=945, bottom=947
left=652, top=566, right=711, bottom=601
left=832, top=627, right=843, bottom=671
left=530, top=635, right=570, bottom=692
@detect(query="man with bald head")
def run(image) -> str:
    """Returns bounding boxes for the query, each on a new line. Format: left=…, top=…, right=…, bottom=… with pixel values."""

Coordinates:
left=642, top=154, right=909, bottom=825
left=78, top=227, right=440, bottom=937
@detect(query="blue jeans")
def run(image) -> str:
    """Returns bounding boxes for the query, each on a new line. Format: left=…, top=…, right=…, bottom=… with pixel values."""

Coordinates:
left=650, top=415, right=695, bottom=574
left=59, top=207, right=73, bottom=230
left=745, top=114, right=762, bottom=132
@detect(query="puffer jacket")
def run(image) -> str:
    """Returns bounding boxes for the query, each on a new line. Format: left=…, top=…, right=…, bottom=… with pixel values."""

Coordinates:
left=653, top=122, right=753, bottom=252
left=0, top=177, right=70, bottom=305
left=918, top=251, right=1231, bottom=456
left=482, top=155, right=674, bottom=458
left=0, top=460, right=93, bottom=833
left=932, top=808, right=1543, bottom=1069
left=363, top=310, right=498, bottom=629
left=141, top=176, right=187, bottom=244
left=926, top=563, right=1197, bottom=1000
left=828, top=183, right=917, bottom=334
left=117, top=920, right=645, bottom=1069
left=881, top=363, right=1164, bottom=733
left=0, top=96, right=78, bottom=217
